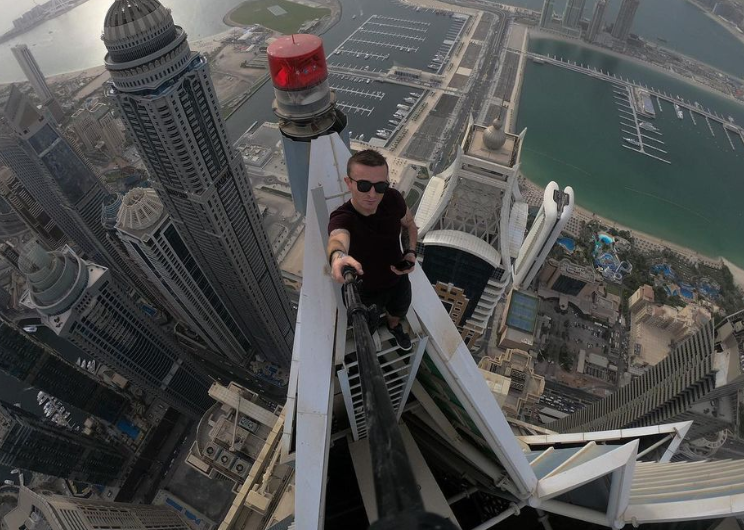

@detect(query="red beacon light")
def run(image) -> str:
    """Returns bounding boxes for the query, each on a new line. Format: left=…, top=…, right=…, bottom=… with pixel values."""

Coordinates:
left=267, top=35, right=334, bottom=123
left=267, top=34, right=328, bottom=91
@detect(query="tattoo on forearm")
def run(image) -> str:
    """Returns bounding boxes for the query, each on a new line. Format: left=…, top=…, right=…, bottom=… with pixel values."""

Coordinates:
left=401, top=227, right=410, bottom=250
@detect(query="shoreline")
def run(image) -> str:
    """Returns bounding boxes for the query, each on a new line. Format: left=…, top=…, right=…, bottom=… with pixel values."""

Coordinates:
left=519, top=176, right=744, bottom=291
left=515, top=27, right=744, bottom=285
left=685, top=0, right=744, bottom=53
left=528, top=27, right=744, bottom=109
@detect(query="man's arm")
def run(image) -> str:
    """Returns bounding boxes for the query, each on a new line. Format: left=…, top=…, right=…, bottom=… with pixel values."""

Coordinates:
left=327, top=228, right=363, bottom=283
left=391, top=207, right=419, bottom=276
left=400, top=207, right=418, bottom=259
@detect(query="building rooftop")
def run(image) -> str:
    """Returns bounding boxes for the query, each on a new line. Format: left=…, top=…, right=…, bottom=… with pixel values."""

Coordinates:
left=464, top=123, right=519, bottom=168
left=116, top=188, right=166, bottom=237
left=422, top=229, right=501, bottom=270
left=104, top=0, right=166, bottom=29
left=505, top=290, right=539, bottom=335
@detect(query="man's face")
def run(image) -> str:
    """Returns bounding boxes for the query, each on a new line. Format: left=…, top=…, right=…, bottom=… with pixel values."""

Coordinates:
left=345, top=162, right=389, bottom=216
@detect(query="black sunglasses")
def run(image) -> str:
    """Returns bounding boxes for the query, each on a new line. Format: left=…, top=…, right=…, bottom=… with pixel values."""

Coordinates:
left=349, top=176, right=390, bottom=194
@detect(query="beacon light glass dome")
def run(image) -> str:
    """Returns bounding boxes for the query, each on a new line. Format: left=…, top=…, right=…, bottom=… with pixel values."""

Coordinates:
left=267, top=34, right=328, bottom=91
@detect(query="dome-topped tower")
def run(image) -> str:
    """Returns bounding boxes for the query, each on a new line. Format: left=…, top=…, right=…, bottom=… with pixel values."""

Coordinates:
left=483, top=118, right=506, bottom=151
left=102, top=0, right=191, bottom=92
left=117, top=188, right=164, bottom=232
left=102, top=0, right=295, bottom=366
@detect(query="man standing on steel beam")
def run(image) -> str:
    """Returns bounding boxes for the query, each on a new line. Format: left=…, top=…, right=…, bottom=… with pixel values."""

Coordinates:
left=327, top=150, right=419, bottom=351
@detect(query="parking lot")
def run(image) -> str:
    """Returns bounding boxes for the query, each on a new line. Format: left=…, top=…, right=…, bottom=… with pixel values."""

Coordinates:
left=537, top=299, right=616, bottom=384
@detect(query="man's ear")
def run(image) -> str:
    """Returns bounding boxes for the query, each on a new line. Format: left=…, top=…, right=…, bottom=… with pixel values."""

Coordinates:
left=344, top=176, right=352, bottom=191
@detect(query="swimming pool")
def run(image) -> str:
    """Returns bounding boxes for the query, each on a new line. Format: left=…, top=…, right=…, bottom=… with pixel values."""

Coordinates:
left=557, top=236, right=575, bottom=252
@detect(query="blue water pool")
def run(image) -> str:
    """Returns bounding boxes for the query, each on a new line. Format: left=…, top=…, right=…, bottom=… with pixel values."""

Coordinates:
left=557, top=236, right=575, bottom=252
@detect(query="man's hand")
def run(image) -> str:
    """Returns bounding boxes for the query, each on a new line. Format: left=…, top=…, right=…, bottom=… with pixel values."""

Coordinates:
left=332, top=254, right=363, bottom=283
left=390, top=252, right=416, bottom=276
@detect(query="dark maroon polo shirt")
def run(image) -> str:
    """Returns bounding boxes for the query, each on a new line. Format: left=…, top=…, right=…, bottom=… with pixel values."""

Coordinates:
left=328, top=188, right=406, bottom=292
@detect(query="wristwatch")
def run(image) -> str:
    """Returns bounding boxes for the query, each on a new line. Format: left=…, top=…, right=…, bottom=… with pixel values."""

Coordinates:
left=403, top=248, right=417, bottom=258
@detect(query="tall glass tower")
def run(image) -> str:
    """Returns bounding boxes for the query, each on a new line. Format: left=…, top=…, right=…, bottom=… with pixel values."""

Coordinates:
left=612, top=0, right=640, bottom=41
left=0, top=402, right=127, bottom=484
left=19, top=241, right=214, bottom=418
left=102, top=0, right=294, bottom=366
left=1, top=87, right=162, bottom=305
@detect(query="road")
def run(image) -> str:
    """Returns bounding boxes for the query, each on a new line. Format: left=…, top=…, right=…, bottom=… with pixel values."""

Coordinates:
left=431, top=5, right=509, bottom=174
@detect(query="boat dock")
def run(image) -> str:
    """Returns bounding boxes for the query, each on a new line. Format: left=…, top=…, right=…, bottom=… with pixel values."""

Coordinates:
left=523, top=51, right=744, bottom=149
left=347, top=37, right=419, bottom=52
left=358, top=28, right=426, bottom=42
left=705, top=116, right=715, bottom=137
left=373, top=15, right=430, bottom=27
left=335, top=49, right=390, bottom=60
left=332, top=86, right=386, bottom=100
left=337, top=102, right=374, bottom=117
left=366, top=20, right=428, bottom=33
left=724, top=128, right=737, bottom=150
left=613, top=85, right=670, bottom=163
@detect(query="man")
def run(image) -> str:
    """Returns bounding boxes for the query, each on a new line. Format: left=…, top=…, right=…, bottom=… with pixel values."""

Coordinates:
left=327, top=149, right=418, bottom=351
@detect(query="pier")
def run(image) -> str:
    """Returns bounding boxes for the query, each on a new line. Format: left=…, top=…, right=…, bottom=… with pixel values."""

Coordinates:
left=689, top=108, right=696, bottom=125
left=334, top=49, right=390, bottom=60
left=612, top=85, right=671, bottom=164
left=705, top=116, right=716, bottom=137
left=346, top=38, right=419, bottom=52
left=523, top=51, right=744, bottom=140
left=331, top=86, right=386, bottom=100
left=373, top=15, right=430, bottom=27
left=358, top=29, right=426, bottom=42
left=337, top=102, right=374, bottom=116
left=366, top=21, right=428, bottom=33
left=724, top=129, right=737, bottom=150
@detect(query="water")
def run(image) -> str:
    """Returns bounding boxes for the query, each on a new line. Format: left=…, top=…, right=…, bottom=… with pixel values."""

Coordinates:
left=226, top=0, right=460, bottom=141
left=517, top=41, right=744, bottom=267
left=0, top=0, right=252, bottom=83
left=491, top=0, right=744, bottom=79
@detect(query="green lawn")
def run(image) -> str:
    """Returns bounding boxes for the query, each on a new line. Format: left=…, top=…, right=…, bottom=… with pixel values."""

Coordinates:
left=229, top=0, right=330, bottom=35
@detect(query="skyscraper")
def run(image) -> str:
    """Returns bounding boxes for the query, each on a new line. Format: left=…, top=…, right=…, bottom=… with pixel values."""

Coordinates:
left=10, top=45, right=65, bottom=124
left=6, top=486, right=191, bottom=530
left=551, top=318, right=744, bottom=438
left=612, top=0, right=641, bottom=42
left=0, top=166, right=67, bottom=250
left=102, top=0, right=294, bottom=366
left=1, top=87, right=161, bottom=303
left=511, top=181, right=574, bottom=291
left=19, top=242, right=214, bottom=418
left=115, top=187, right=252, bottom=364
left=414, top=119, right=529, bottom=347
left=586, top=0, right=608, bottom=42
left=0, top=402, right=127, bottom=484
left=231, top=130, right=744, bottom=529
left=539, top=0, right=555, bottom=28
left=0, top=321, right=128, bottom=423
left=562, top=0, right=586, bottom=29
left=70, top=103, right=127, bottom=156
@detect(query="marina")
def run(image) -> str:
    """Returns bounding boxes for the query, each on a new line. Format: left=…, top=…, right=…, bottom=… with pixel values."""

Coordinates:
left=523, top=51, right=744, bottom=151
left=613, top=85, right=670, bottom=164
left=322, top=12, right=465, bottom=145
left=517, top=46, right=744, bottom=267
left=329, top=13, right=468, bottom=74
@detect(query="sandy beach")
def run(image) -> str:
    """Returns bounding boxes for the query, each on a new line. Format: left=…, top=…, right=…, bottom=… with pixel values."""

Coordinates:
left=519, top=176, right=744, bottom=291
